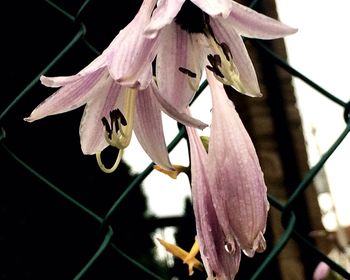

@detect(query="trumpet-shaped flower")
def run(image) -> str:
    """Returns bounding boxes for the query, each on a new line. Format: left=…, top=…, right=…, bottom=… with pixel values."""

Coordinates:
left=24, top=0, right=207, bottom=172
left=187, top=124, right=241, bottom=280
left=160, top=71, right=269, bottom=279
left=145, top=0, right=297, bottom=98
left=206, top=70, right=269, bottom=256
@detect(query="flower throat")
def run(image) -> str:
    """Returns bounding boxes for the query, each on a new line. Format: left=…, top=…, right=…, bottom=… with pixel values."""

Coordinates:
left=175, top=1, right=207, bottom=33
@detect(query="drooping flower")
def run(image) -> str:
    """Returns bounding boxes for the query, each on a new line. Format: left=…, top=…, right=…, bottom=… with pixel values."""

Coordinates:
left=206, top=69, right=269, bottom=257
left=187, top=124, right=241, bottom=280
left=145, top=0, right=297, bottom=99
left=24, top=0, right=207, bottom=172
left=155, top=70, right=269, bottom=279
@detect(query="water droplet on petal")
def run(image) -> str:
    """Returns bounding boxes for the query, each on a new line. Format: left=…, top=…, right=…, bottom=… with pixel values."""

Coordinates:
left=224, top=241, right=234, bottom=254
left=256, top=232, right=267, bottom=253
left=242, top=248, right=255, bottom=257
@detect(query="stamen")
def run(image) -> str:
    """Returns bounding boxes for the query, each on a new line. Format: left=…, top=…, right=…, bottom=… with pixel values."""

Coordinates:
left=101, top=116, right=112, bottom=139
left=220, top=42, right=232, bottom=61
left=96, top=148, right=124, bottom=173
left=97, top=88, right=137, bottom=173
left=178, top=67, right=199, bottom=92
left=204, top=31, right=245, bottom=92
left=157, top=238, right=203, bottom=275
left=102, top=89, right=137, bottom=150
left=178, top=67, right=197, bottom=78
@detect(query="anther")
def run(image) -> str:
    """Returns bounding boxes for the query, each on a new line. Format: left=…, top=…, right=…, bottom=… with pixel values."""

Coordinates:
left=179, top=67, right=197, bottom=78
left=101, top=116, right=111, bottom=139
left=220, top=42, right=232, bottom=61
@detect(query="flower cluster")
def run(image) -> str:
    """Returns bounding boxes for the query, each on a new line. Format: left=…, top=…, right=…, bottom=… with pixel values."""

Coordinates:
left=25, top=0, right=297, bottom=278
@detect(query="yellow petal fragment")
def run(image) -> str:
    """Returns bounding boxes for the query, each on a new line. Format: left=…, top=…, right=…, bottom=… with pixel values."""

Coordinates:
left=153, top=164, right=189, bottom=179
left=157, top=238, right=203, bottom=275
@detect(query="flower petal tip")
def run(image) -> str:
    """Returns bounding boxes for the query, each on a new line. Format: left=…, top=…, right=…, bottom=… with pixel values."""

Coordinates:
left=39, top=75, right=53, bottom=87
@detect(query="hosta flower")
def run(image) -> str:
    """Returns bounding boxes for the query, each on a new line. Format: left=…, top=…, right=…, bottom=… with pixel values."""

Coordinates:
left=24, top=0, right=206, bottom=172
left=206, top=69, right=269, bottom=257
left=156, top=71, right=269, bottom=279
left=187, top=124, right=241, bottom=280
left=145, top=0, right=297, bottom=98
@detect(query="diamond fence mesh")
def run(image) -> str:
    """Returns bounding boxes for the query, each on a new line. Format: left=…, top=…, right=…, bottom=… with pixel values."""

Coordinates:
left=1, top=0, right=349, bottom=279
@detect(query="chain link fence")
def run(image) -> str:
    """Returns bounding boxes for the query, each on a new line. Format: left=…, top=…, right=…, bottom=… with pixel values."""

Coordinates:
left=1, top=0, right=349, bottom=279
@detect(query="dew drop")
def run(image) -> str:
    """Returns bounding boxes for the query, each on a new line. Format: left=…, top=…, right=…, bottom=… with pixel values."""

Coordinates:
left=224, top=242, right=234, bottom=254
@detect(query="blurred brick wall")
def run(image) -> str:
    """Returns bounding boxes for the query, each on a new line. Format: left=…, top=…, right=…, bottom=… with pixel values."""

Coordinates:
left=231, top=0, right=328, bottom=279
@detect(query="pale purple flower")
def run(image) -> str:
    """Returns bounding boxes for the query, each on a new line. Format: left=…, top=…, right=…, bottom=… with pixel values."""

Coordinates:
left=24, top=0, right=206, bottom=172
left=206, top=69, right=269, bottom=257
left=187, top=124, right=241, bottom=280
left=145, top=0, right=297, bottom=98
left=183, top=70, right=269, bottom=279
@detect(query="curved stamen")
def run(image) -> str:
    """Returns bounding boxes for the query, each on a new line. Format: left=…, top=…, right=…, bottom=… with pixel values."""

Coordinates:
left=97, top=88, right=138, bottom=173
left=96, top=148, right=124, bottom=173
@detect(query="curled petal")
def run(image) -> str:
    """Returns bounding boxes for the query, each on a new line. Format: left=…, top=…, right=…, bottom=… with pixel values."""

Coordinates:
left=227, top=2, right=297, bottom=39
left=40, top=75, right=83, bottom=88
left=25, top=68, right=107, bottom=122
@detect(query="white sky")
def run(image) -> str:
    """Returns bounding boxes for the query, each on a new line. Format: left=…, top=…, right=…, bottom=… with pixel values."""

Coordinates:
left=123, top=1, right=350, bottom=229
left=275, top=0, right=350, bottom=227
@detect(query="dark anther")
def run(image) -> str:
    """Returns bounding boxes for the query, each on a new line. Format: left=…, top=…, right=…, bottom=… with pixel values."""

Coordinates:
left=115, top=109, right=127, bottom=126
left=207, top=54, right=222, bottom=68
left=110, top=110, right=120, bottom=133
left=206, top=65, right=224, bottom=78
left=101, top=117, right=112, bottom=139
left=179, top=67, right=197, bottom=78
left=220, top=42, right=232, bottom=61
left=102, top=109, right=128, bottom=140
left=207, top=54, right=224, bottom=78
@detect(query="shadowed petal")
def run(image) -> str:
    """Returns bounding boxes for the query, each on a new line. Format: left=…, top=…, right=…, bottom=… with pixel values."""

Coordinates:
left=210, top=17, right=261, bottom=96
left=156, top=23, right=204, bottom=110
left=79, top=78, right=122, bottom=155
left=133, top=85, right=173, bottom=170
left=227, top=2, right=297, bottom=39
left=25, top=68, right=107, bottom=122
left=144, top=0, right=185, bottom=38
left=206, top=70, right=269, bottom=255
left=150, top=80, right=208, bottom=130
